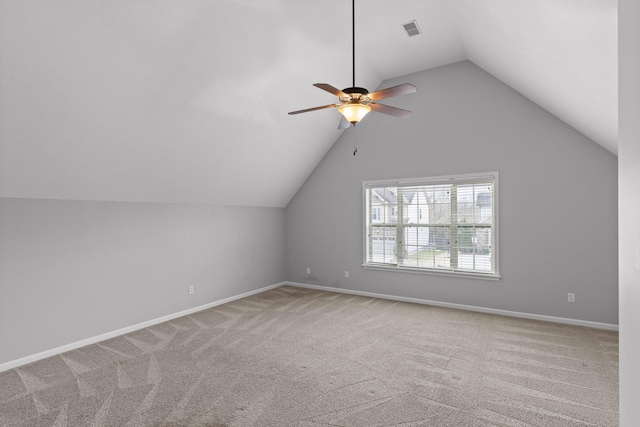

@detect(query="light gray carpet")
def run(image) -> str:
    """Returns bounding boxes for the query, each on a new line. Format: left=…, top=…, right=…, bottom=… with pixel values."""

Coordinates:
left=0, top=285, right=618, bottom=426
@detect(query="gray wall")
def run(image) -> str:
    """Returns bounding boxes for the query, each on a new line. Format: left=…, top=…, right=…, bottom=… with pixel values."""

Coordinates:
left=619, top=0, right=640, bottom=422
left=285, top=60, right=618, bottom=325
left=0, top=198, right=285, bottom=365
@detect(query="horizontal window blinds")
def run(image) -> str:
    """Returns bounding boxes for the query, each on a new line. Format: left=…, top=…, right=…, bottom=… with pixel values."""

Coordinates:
left=364, top=173, right=497, bottom=277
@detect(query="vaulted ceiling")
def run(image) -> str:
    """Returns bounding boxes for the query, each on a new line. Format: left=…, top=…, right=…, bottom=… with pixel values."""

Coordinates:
left=0, top=0, right=617, bottom=208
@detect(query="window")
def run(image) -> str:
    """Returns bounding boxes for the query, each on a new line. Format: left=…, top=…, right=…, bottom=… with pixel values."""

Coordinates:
left=371, top=207, right=381, bottom=221
left=363, top=172, right=499, bottom=279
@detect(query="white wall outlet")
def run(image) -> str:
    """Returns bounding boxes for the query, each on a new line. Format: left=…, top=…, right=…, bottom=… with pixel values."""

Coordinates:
left=344, top=271, right=349, bottom=278
left=306, top=267, right=311, bottom=274
left=568, top=293, right=575, bottom=303
left=188, top=285, right=194, bottom=295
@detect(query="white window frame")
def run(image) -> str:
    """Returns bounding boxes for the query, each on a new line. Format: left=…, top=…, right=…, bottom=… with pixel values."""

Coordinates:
left=362, top=172, right=500, bottom=280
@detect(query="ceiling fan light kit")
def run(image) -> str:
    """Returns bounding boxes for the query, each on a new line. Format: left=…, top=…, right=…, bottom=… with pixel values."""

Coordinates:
left=289, top=0, right=416, bottom=128
left=338, top=103, right=371, bottom=124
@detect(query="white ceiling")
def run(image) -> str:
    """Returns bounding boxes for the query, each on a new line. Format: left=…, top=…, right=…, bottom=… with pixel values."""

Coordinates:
left=0, top=0, right=617, bottom=208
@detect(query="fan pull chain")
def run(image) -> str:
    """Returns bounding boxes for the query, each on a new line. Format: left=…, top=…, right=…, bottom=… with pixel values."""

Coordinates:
left=353, top=134, right=358, bottom=156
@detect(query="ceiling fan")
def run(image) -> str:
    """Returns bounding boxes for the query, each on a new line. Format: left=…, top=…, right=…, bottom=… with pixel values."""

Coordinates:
left=288, top=0, right=417, bottom=129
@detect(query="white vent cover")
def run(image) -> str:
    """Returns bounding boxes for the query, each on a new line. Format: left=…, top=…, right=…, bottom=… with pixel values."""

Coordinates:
left=402, top=20, right=421, bottom=37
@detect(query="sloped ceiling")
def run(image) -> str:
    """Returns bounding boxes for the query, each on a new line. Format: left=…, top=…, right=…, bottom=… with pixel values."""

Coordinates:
left=0, top=0, right=616, bottom=208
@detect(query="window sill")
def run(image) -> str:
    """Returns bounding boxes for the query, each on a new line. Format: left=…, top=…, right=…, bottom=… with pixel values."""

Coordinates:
left=361, top=264, right=501, bottom=281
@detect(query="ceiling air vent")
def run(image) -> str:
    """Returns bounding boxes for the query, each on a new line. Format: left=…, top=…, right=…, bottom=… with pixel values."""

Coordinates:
left=402, top=20, right=421, bottom=37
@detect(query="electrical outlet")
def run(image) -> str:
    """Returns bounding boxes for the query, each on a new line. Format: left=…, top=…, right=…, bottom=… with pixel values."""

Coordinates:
left=568, top=293, right=575, bottom=303
left=306, top=267, right=311, bottom=274
left=344, top=271, right=349, bottom=278
left=188, top=285, right=194, bottom=295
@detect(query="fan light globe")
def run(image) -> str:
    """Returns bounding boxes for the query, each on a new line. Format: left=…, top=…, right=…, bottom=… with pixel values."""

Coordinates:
left=338, top=103, right=371, bottom=124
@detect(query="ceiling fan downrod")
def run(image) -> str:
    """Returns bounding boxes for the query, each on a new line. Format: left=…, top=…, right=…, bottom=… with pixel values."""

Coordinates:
left=347, top=0, right=367, bottom=96
left=351, top=0, right=356, bottom=89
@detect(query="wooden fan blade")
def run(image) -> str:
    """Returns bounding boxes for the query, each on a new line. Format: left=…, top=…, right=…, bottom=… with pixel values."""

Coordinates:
left=313, top=83, right=348, bottom=98
left=368, top=83, right=416, bottom=101
left=370, top=103, right=412, bottom=119
left=288, top=104, right=339, bottom=115
left=338, top=115, right=350, bottom=129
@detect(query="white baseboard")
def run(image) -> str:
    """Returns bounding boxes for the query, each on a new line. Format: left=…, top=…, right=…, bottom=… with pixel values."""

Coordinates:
left=0, top=282, right=287, bottom=373
left=284, top=281, right=619, bottom=331
left=1, top=280, right=617, bottom=373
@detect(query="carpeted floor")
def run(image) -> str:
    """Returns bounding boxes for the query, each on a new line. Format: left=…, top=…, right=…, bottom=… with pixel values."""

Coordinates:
left=0, top=285, right=618, bottom=426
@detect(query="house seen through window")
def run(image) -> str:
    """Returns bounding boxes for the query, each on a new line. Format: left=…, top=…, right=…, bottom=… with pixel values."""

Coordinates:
left=363, top=172, right=499, bottom=279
